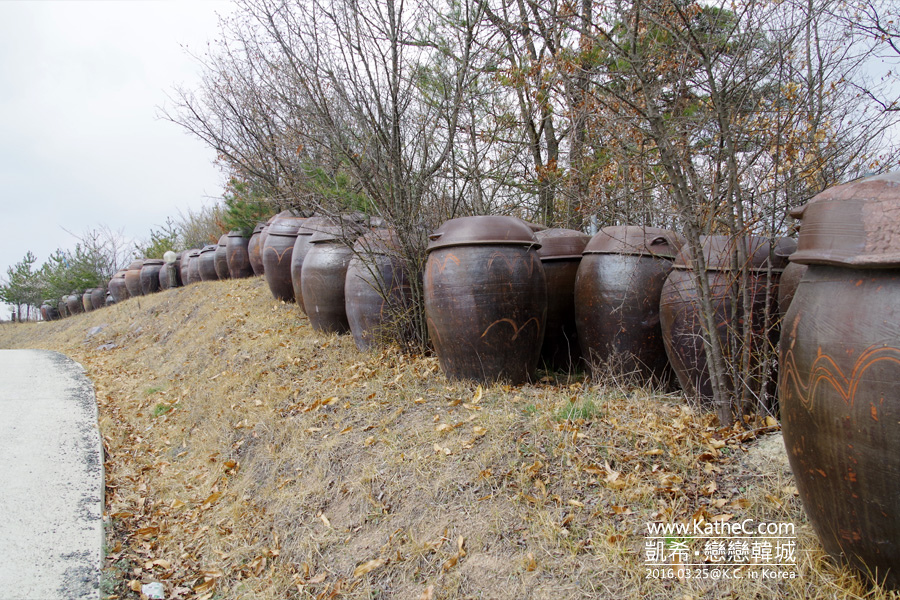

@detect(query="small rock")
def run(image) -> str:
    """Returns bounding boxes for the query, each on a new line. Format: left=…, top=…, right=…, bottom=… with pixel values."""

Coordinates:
left=85, top=325, right=107, bottom=338
left=142, top=581, right=165, bottom=599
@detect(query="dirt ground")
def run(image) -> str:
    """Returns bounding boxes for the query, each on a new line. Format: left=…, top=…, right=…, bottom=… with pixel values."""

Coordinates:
left=1, top=276, right=895, bottom=600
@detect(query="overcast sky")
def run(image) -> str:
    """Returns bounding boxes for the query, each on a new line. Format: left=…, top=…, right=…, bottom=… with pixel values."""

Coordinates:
left=0, top=0, right=233, bottom=290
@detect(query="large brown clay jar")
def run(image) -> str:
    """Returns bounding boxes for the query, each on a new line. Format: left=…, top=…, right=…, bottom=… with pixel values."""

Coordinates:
left=291, top=217, right=335, bottom=314
left=214, top=234, right=231, bottom=280
left=248, top=223, right=266, bottom=276
left=659, top=235, right=794, bottom=404
left=185, top=249, right=203, bottom=285
left=43, top=300, right=60, bottom=321
left=424, top=216, right=547, bottom=385
left=777, top=261, right=807, bottom=318
left=82, top=289, right=95, bottom=312
left=534, top=228, right=591, bottom=371
left=109, top=271, right=129, bottom=302
left=198, top=245, right=219, bottom=281
left=575, top=226, right=685, bottom=384
left=301, top=226, right=359, bottom=333
left=58, top=296, right=69, bottom=319
left=140, top=259, right=164, bottom=295
left=124, top=259, right=145, bottom=297
left=345, top=229, right=411, bottom=350
left=226, top=231, right=254, bottom=278
left=90, top=286, right=106, bottom=310
left=67, top=292, right=84, bottom=315
left=780, top=172, right=900, bottom=588
left=263, top=213, right=306, bottom=302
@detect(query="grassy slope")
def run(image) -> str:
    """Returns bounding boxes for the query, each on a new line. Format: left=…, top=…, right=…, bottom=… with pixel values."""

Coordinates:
left=0, top=276, right=892, bottom=600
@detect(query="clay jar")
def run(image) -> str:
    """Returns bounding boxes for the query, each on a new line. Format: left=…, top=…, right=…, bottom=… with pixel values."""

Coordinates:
left=301, top=225, right=360, bottom=333
left=248, top=223, right=266, bottom=276
left=43, top=300, right=60, bottom=321
left=534, top=228, right=591, bottom=371
left=345, top=229, right=411, bottom=350
left=185, top=249, right=203, bottom=285
left=91, top=286, right=107, bottom=310
left=82, top=289, right=95, bottom=312
left=575, top=226, right=686, bottom=384
left=159, top=262, right=172, bottom=290
left=780, top=172, right=900, bottom=588
left=263, top=212, right=306, bottom=302
left=214, top=234, right=231, bottom=280
left=777, top=261, right=807, bottom=318
left=124, top=259, right=145, bottom=297
left=140, top=259, right=164, bottom=295
left=108, top=271, right=129, bottom=302
left=424, top=216, right=547, bottom=385
left=198, top=245, right=219, bottom=281
left=226, top=231, right=254, bottom=279
left=58, top=296, right=69, bottom=318
left=659, top=235, right=794, bottom=403
left=291, top=217, right=335, bottom=314
left=66, top=291, right=84, bottom=315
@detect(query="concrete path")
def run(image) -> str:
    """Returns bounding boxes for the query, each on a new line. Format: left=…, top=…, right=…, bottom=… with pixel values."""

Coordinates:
left=0, top=350, right=103, bottom=600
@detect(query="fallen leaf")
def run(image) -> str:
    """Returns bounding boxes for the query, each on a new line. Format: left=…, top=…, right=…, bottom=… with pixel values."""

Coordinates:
left=201, top=492, right=222, bottom=508
left=307, top=572, right=328, bottom=584
left=472, top=385, right=483, bottom=403
left=418, top=584, right=435, bottom=600
left=319, top=513, right=331, bottom=528
left=353, top=558, right=385, bottom=578
left=472, top=426, right=487, bottom=437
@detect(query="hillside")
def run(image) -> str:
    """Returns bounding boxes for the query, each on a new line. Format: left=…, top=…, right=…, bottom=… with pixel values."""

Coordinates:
left=0, top=277, right=888, bottom=600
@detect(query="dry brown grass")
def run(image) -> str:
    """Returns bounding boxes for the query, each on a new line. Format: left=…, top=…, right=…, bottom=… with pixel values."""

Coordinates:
left=1, top=277, right=897, bottom=600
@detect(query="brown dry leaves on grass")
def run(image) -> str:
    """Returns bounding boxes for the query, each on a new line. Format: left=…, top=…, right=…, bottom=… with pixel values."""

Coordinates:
left=1, top=277, right=898, bottom=600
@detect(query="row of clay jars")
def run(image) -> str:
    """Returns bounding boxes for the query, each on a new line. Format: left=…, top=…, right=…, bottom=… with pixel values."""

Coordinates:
left=81, top=288, right=108, bottom=312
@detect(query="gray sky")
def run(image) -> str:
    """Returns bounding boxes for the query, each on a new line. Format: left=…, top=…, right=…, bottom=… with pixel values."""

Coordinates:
left=0, top=0, right=232, bottom=289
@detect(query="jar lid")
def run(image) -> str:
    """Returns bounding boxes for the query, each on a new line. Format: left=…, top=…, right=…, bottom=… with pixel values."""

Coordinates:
left=673, top=235, right=795, bottom=272
left=426, top=216, right=539, bottom=253
left=200, top=245, right=217, bottom=254
left=309, top=222, right=365, bottom=244
left=127, top=259, right=145, bottom=270
left=218, top=233, right=229, bottom=246
left=297, top=216, right=338, bottom=237
left=143, top=259, right=165, bottom=266
left=584, top=226, right=685, bottom=258
left=353, top=228, right=401, bottom=255
left=790, top=171, right=900, bottom=267
left=267, top=215, right=306, bottom=237
left=534, top=228, right=591, bottom=260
